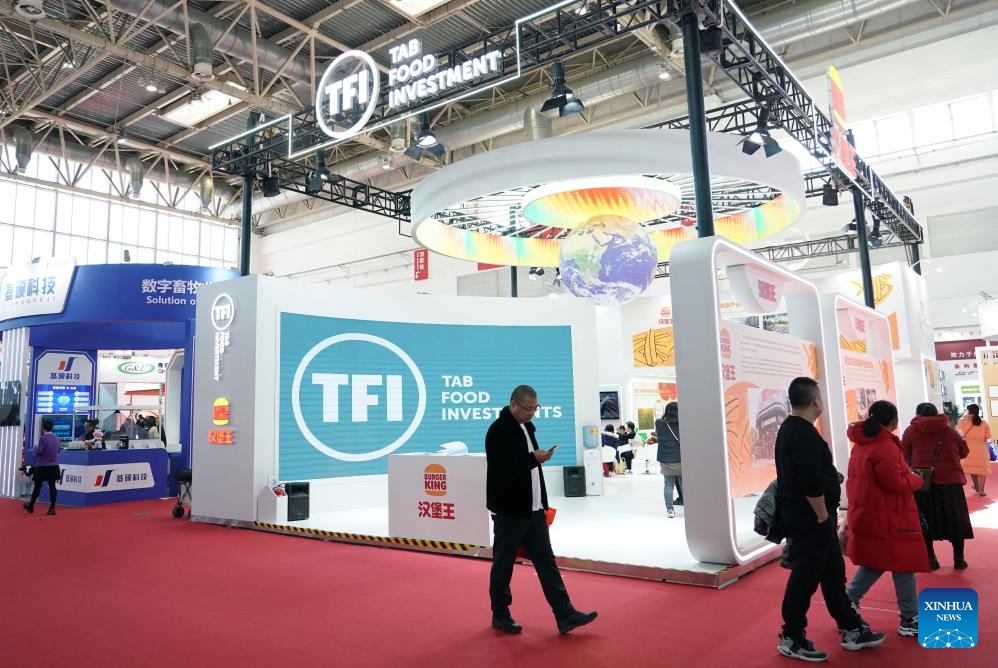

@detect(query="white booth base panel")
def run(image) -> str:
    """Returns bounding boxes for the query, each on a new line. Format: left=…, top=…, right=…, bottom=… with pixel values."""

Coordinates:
left=199, top=470, right=779, bottom=588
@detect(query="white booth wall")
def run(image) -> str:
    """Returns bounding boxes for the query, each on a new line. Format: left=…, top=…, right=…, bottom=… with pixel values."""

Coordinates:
left=191, top=275, right=600, bottom=524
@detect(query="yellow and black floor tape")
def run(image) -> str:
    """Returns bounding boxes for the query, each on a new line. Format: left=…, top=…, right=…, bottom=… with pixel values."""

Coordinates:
left=253, top=522, right=483, bottom=553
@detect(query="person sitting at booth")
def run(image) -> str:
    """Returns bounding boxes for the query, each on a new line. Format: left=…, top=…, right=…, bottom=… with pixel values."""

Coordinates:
left=78, top=420, right=97, bottom=449
left=145, top=416, right=160, bottom=441
left=601, top=425, right=619, bottom=477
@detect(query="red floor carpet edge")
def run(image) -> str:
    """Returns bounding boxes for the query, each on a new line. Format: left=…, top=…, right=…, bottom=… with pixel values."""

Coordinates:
left=2, top=490, right=995, bottom=668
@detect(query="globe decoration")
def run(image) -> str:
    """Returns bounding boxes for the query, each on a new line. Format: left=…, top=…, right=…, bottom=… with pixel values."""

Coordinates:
left=558, top=214, right=659, bottom=305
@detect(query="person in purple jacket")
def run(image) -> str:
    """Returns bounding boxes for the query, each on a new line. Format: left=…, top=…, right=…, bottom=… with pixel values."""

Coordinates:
left=24, top=418, right=60, bottom=515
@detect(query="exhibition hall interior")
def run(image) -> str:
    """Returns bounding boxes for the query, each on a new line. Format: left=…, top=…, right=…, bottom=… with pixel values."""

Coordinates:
left=2, top=0, right=998, bottom=665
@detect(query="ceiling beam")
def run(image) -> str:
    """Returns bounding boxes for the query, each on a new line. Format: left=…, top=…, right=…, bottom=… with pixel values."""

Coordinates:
left=356, top=0, right=479, bottom=54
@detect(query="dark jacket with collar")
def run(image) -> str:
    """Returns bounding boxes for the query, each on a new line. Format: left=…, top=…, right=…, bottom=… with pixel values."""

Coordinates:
left=486, top=406, right=548, bottom=518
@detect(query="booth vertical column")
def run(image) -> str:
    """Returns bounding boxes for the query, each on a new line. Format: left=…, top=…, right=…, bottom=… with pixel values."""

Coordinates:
left=681, top=10, right=715, bottom=238
left=240, top=173, right=253, bottom=277
left=180, top=318, right=195, bottom=469
left=0, top=327, right=30, bottom=498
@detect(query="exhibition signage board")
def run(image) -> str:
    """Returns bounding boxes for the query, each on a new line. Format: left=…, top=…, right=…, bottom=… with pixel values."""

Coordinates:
left=936, top=339, right=986, bottom=404
left=37, top=448, right=168, bottom=507
left=0, top=264, right=238, bottom=331
left=97, top=352, right=171, bottom=384
left=33, top=350, right=95, bottom=415
left=278, top=313, right=576, bottom=479
left=671, top=237, right=827, bottom=566
left=815, top=261, right=933, bottom=361
left=720, top=321, right=819, bottom=499
left=413, top=249, right=429, bottom=281
left=388, top=453, right=490, bottom=545
left=0, top=258, right=76, bottom=321
left=975, top=348, right=998, bottom=424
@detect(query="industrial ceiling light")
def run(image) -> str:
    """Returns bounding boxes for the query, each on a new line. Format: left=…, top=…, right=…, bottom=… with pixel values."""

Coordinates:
left=741, top=107, right=781, bottom=157
left=306, top=150, right=331, bottom=193
left=261, top=175, right=280, bottom=197
left=415, top=113, right=438, bottom=148
left=821, top=182, right=839, bottom=206
left=540, top=62, right=585, bottom=118
left=14, top=0, right=45, bottom=19
left=380, top=153, right=393, bottom=170
left=406, top=115, right=446, bottom=160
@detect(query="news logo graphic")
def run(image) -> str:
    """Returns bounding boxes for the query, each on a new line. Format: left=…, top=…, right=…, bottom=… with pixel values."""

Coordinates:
left=919, top=588, right=977, bottom=648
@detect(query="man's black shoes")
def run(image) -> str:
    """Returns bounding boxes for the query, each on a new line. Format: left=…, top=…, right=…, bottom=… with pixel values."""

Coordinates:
left=491, top=617, right=522, bottom=634
left=557, top=610, right=598, bottom=634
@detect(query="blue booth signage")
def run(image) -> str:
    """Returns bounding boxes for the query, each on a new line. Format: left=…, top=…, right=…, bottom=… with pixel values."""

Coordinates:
left=278, top=313, right=577, bottom=479
left=0, top=258, right=76, bottom=320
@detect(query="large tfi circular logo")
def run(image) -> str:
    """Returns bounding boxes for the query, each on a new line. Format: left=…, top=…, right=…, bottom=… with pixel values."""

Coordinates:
left=291, top=333, right=426, bottom=461
left=315, top=50, right=381, bottom=140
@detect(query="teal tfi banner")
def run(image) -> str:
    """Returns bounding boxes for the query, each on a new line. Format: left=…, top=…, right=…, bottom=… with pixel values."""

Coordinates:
left=278, top=312, right=577, bottom=479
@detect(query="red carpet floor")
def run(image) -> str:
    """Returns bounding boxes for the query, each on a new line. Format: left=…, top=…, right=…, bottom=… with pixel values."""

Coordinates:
left=2, top=489, right=996, bottom=667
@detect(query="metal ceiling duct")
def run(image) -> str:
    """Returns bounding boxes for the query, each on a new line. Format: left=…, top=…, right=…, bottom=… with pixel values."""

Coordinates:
left=108, top=0, right=311, bottom=84
left=11, top=125, right=32, bottom=173
left=3, top=125, right=235, bottom=201
left=523, top=108, right=552, bottom=141
left=126, top=157, right=144, bottom=198
left=189, top=23, right=215, bottom=83
left=198, top=175, right=215, bottom=210
left=752, top=0, right=921, bottom=47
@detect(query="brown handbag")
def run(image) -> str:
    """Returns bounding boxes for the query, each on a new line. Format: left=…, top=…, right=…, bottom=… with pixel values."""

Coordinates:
left=913, top=435, right=944, bottom=493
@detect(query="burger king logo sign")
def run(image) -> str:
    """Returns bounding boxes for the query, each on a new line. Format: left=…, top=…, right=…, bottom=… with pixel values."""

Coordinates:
left=424, top=464, right=447, bottom=497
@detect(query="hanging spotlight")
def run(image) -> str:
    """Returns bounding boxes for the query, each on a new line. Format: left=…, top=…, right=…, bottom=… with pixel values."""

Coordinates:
left=306, top=150, right=330, bottom=194
left=740, top=107, right=782, bottom=157
left=540, top=62, right=585, bottom=118
left=415, top=113, right=439, bottom=148
left=822, top=182, right=839, bottom=206
left=406, top=113, right=446, bottom=160
left=261, top=175, right=280, bottom=197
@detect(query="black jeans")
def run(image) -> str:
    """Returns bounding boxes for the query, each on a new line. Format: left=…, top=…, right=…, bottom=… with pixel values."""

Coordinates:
left=489, top=510, right=573, bottom=620
left=781, top=516, right=861, bottom=640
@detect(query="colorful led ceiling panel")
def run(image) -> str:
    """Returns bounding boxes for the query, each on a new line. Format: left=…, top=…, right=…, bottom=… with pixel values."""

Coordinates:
left=520, top=176, right=683, bottom=228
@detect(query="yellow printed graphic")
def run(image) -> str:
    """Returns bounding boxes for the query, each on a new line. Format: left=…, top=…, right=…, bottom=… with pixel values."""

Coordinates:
left=632, top=327, right=675, bottom=367
left=838, top=335, right=868, bottom=353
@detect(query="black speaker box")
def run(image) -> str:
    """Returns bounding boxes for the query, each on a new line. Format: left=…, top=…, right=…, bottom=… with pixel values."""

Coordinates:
left=285, top=481, right=309, bottom=521
left=563, top=466, right=586, bottom=497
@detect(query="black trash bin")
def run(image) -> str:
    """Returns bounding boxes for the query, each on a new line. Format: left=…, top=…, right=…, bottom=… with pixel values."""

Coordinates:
left=285, top=481, right=310, bottom=521
left=563, top=466, right=586, bottom=497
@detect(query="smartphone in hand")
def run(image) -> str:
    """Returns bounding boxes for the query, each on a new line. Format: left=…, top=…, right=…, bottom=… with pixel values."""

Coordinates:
left=548, top=444, right=560, bottom=454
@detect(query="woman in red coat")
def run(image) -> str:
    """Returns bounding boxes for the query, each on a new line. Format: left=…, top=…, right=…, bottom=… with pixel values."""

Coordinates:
left=845, top=401, right=928, bottom=638
left=900, top=403, right=972, bottom=570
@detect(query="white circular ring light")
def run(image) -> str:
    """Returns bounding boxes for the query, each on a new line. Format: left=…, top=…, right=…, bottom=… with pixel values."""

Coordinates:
left=315, top=50, right=381, bottom=141
left=411, top=130, right=806, bottom=267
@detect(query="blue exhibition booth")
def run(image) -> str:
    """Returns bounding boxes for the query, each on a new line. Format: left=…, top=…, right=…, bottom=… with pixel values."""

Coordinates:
left=0, top=262, right=237, bottom=506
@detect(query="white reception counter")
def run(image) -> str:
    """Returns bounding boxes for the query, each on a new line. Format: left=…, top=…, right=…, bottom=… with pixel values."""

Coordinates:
left=388, top=453, right=490, bottom=546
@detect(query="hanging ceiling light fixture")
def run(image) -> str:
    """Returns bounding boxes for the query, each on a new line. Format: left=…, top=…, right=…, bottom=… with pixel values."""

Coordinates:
left=306, top=150, right=331, bottom=194
left=741, top=107, right=782, bottom=157
left=540, top=61, right=585, bottom=118
left=405, top=113, right=445, bottom=160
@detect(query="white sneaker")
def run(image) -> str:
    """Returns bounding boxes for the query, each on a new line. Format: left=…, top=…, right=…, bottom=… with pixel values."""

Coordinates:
left=667, top=508, right=676, bottom=518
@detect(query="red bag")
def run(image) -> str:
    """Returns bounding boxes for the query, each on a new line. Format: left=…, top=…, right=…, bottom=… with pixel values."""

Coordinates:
left=517, top=507, right=557, bottom=560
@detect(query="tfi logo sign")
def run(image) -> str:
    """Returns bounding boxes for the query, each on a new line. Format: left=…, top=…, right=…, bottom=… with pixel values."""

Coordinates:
left=291, top=333, right=426, bottom=461
left=315, top=50, right=381, bottom=141
left=211, top=293, right=235, bottom=331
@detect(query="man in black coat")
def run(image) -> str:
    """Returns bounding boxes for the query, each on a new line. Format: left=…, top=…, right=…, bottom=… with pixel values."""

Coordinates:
left=486, top=384, right=597, bottom=635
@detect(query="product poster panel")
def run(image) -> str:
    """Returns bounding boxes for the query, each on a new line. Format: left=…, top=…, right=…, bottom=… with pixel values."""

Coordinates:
left=278, top=313, right=576, bottom=479
left=721, top=322, right=819, bottom=499
left=632, top=326, right=675, bottom=368
left=630, top=379, right=677, bottom=431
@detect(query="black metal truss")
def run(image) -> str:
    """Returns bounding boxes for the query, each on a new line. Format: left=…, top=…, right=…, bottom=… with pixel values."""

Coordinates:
left=211, top=0, right=924, bottom=251
left=670, top=0, right=922, bottom=244
left=653, top=231, right=906, bottom=278
left=270, top=160, right=411, bottom=222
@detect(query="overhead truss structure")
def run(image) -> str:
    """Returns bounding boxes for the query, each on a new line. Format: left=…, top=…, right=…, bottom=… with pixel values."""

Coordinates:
left=212, top=0, right=923, bottom=264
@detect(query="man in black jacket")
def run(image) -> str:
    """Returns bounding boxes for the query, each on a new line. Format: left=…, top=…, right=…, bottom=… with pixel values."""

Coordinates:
left=486, top=385, right=597, bottom=635
left=775, top=377, right=885, bottom=662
